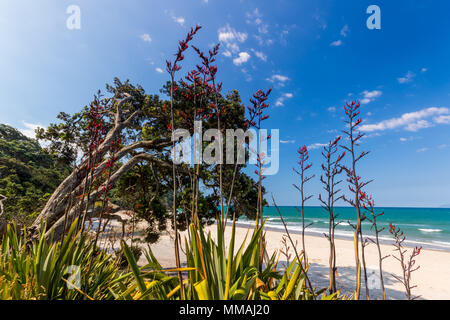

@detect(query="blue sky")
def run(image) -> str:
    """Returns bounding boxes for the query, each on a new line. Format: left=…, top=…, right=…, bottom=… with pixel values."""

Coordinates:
left=1, top=0, right=449, bottom=207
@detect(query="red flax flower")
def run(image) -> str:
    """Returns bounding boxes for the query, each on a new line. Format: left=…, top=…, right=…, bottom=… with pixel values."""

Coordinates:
left=245, top=88, right=272, bottom=227
left=340, top=100, right=374, bottom=300
left=390, top=223, right=422, bottom=300
left=166, top=25, right=201, bottom=76
left=293, top=145, right=315, bottom=267
left=318, top=136, right=345, bottom=294
left=166, top=26, right=201, bottom=300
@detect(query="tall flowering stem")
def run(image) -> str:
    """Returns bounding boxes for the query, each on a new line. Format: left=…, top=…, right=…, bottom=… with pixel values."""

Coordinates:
left=192, top=44, right=226, bottom=227
left=166, top=24, right=201, bottom=300
left=389, top=223, right=422, bottom=300
left=93, top=135, right=121, bottom=250
left=79, top=95, right=107, bottom=231
left=247, top=88, right=272, bottom=228
left=318, top=137, right=345, bottom=294
left=362, top=194, right=388, bottom=300
left=341, top=101, right=372, bottom=300
left=183, top=69, right=202, bottom=225
left=293, top=146, right=315, bottom=267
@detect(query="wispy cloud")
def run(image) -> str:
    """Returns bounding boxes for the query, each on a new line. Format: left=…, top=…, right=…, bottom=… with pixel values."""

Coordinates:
left=172, top=16, right=185, bottom=26
left=340, top=24, right=349, bottom=37
left=417, top=147, right=428, bottom=153
left=252, top=49, right=267, bottom=61
left=360, top=107, right=450, bottom=132
left=275, top=93, right=294, bottom=107
left=434, top=115, right=450, bottom=124
left=280, top=139, right=296, bottom=144
left=360, top=90, right=382, bottom=104
left=155, top=67, right=163, bottom=73
left=266, top=74, right=290, bottom=87
left=19, top=121, right=41, bottom=139
left=330, top=40, right=342, bottom=47
left=246, top=8, right=269, bottom=34
left=233, top=52, right=250, bottom=66
left=328, top=106, right=336, bottom=112
left=165, top=10, right=185, bottom=26
left=307, top=143, right=327, bottom=150
left=398, top=71, right=416, bottom=84
left=140, top=33, right=152, bottom=43
left=218, top=24, right=247, bottom=44
left=217, top=24, right=248, bottom=61
left=246, top=8, right=263, bottom=26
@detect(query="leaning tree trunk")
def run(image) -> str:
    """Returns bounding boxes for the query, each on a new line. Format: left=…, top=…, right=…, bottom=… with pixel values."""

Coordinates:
left=42, top=153, right=172, bottom=239
left=30, top=94, right=171, bottom=238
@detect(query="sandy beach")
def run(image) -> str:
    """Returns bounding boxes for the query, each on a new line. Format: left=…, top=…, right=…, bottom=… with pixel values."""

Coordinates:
left=125, top=221, right=450, bottom=300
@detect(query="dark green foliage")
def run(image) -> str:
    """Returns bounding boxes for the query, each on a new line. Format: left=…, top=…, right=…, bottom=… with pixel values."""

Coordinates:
left=0, top=124, right=70, bottom=223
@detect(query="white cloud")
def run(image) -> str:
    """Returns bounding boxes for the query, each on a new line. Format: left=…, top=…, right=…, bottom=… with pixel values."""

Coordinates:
left=172, top=15, right=185, bottom=26
left=280, top=140, right=296, bottom=144
left=360, top=107, right=450, bottom=132
left=400, top=137, right=408, bottom=142
left=266, top=74, right=290, bottom=86
left=218, top=24, right=248, bottom=56
left=155, top=67, right=163, bottom=73
left=328, top=106, right=336, bottom=112
left=275, top=93, right=294, bottom=107
left=246, top=8, right=262, bottom=25
left=222, top=50, right=232, bottom=57
left=421, top=68, right=428, bottom=73
left=417, top=147, right=428, bottom=153
left=233, top=52, right=250, bottom=66
left=19, top=121, right=41, bottom=139
left=330, top=40, right=342, bottom=47
left=308, top=143, right=327, bottom=150
left=165, top=10, right=185, bottom=26
left=360, top=90, right=382, bottom=104
left=340, top=24, right=349, bottom=37
left=140, top=33, right=152, bottom=43
left=434, top=115, right=450, bottom=124
left=246, top=8, right=269, bottom=34
left=398, top=71, right=416, bottom=84
left=218, top=24, right=247, bottom=43
left=253, top=50, right=267, bottom=61
left=258, top=24, right=269, bottom=34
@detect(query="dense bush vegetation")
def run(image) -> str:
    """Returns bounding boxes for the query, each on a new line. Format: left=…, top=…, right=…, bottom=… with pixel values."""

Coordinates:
left=0, top=124, right=70, bottom=223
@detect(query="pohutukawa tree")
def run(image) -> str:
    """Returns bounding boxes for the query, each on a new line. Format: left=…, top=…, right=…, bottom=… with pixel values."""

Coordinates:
left=31, top=80, right=174, bottom=238
left=30, top=26, right=263, bottom=243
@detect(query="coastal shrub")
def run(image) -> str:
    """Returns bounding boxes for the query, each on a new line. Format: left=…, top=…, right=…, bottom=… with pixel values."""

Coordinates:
left=0, top=219, right=126, bottom=300
left=120, top=218, right=338, bottom=300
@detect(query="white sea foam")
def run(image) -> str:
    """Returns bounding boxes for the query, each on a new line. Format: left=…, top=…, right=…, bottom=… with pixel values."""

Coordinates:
left=418, top=228, right=442, bottom=233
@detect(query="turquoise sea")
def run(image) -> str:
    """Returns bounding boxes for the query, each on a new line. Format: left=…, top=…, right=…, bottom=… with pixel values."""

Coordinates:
left=237, top=206, right=450, bottom=251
